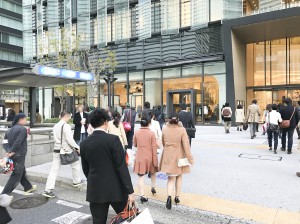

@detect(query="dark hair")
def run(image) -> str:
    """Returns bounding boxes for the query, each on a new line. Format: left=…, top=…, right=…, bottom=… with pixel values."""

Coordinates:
left=180, top=103, right=187, bottom=110
left=144, top=101, right=150, bottom=109
left=8, top=109, right=15, bottom=116
left=112, top=111, right=121, bottom=128
left=272, top=104, right=278, bottom=111
left=225, top=102, right=229, bottom=107
left=140, top=116, right=151, bottom=127
left=237, top=104, right=243, bottom=109
left=168, top=112, right=179, bottom=124
left=284, top=98, right=292, bottom=105
left=60, top=110, right=71, bottom=118
left=89, top=108, right=110, bottom=128
left=36, top=108, right=39, bottom=113
left=252, top=99, right=257, bottom=104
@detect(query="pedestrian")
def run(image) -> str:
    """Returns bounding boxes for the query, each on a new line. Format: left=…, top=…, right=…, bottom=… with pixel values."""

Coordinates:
left=266, top=104, right=282, bottom=154
left=0, top=193, right=13, bottom=224
left=133, top=116, right=158, bottom=203
left=43, top=111, right=84, bottom=198
left=121, top=103, right=137, bottom=150
left=178, top=103, right=196, bottom=145
left=141, top=101, right=152, bottom=119
left=160, top=112, right=193, bottom=210
left=221, top=102, right=232, bottom=134
left=262, top=104, right=272, bottom=135
left=80, top=108, right=135, bottom=224
left=296, top=101, right=300, bottom=139
left=108, top=111, right=128, bottom=149
left=154, top=105, right=164, bottom=129
left=6, top=109, right=15, bottom=122
left=1, top=114, right=37, bottom=195
left=35, top=108, right=42, bottom=123
left=235, top=104, right=245, bottom=131
left=279, top=98, right=299, bottom=154
left=246, top=99, right=261, bottom=139
left=149, top=111, right=162, bottom=151
left=73, top=105, right=89, bottom=145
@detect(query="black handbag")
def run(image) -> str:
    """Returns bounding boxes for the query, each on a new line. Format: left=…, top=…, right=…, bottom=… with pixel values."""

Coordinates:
left=59, top=124, right=79, bottom=165
left=243, top=123, right=248, bottom=131
left=186, top=128, right=196, bottom=138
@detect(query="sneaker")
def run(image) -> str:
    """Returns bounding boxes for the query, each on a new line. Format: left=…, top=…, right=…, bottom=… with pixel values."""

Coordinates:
left=73, top=180, right=85, bottom=187
left=287, top=151, right=292, bottom=154
left=281, top=147, right=286, bottom=151
left=24, top=185, right=37, bottom=194
left=42, top=191, right=56, bottom=198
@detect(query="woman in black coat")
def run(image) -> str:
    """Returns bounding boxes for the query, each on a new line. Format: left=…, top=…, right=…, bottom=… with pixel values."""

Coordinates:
left=73, top=105, right=89, bottom=145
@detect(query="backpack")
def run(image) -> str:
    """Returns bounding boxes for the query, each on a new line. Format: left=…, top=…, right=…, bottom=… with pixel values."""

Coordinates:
left=222, top=108, right=231, bottom=117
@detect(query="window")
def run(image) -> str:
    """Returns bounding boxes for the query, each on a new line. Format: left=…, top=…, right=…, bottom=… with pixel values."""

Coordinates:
left=181, top=0, right=191, bottom=27
left=1, top=33, right=9, bottom=44
left=0, top=0, right=22, bottom=14
left=0, top=16, right=22, bottom=30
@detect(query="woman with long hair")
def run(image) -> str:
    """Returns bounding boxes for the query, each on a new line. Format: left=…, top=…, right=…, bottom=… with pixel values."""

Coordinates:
left=160, top=112, right=193, bottom=210
left=108, top=111, right=128, bottom=148
left=133, top=116, right=158, bottom=203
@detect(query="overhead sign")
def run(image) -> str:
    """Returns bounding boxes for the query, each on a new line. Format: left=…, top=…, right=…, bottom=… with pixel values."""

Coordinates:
left=32, top=65, right=94, bottom=82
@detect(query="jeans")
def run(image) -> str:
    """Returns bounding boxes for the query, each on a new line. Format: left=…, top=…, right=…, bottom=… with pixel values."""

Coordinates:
left=45, top=153, right=82, bottom=192
left=90, top=200, right=128, bottom=224
left=249, top=122, right=257, bottom=137
left=2, top=155, right=32, bottom=195
left=126, top=127, right=134, bottom=149
left=76, top=133, right=87, bottom=146
left=0, top=206, right=11, bottom=224
left=281, top=128, right=295, bottom=152
left=267, top=129, right=279, bottom=150
left=223, top=121, right=231, bottom=132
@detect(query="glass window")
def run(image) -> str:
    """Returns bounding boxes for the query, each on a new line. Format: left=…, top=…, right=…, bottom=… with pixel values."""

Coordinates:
left=290, top=37, right=300, bottom=84
left=128, top=71, right=143, bottom=81
left=2, top=50, right=9, bottom=60
left=163, top=67, right=180, bottom=78
left=1, top=33, right=9, bottom=44
left=271, top=39, right=286, bottom=85
left=9, top=51, right=16, bottom=61
left=181, top=0, right=191, bottom=27
left=114, top=73, right=127, bottom=82
left=204, top=62, right=226, bottom=75
left=145, top=69, right=161, bottom=80
left=210, top=0, right=223, bottom=21
left=182, top=65, right=201, bottom=77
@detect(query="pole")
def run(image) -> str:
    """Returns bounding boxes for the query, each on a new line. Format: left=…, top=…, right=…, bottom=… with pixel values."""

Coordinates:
left=97, top=79, right=101, bottom=108
left=73, top=84, right=76, bottom=116
left=112, top=73, right=115, bottom=110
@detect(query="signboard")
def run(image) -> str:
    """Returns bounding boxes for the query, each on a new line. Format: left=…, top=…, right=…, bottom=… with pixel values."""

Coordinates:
left=138, top=0, right=151, bottom=40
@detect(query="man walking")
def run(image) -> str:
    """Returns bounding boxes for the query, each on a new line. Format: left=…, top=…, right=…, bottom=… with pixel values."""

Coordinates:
left=142, top=101, right=152, bottom=119
left=80, top=108, right=135, bottom=224
left=178, top=103, right=195, bottom=145
left=73, top=105, right=88, bottom=145
left=2, top=113, right=37, bottom=195
left=247, top=99, right=261, bottom=139
left=221, top=102, right=232, bottom=134
left=43, top=111, right=84, bottom=198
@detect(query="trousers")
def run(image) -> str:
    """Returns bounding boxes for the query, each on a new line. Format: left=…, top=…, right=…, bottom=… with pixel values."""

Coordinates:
left=223, top=121, right=231, bottom=132
left=126, top=127, right=134, bottom=149
left=281, top=128, right=295, bottom=152
left=267, top=129, right=279, bottom=150
left=45, top=153, right=82, bottom=192
left=2, top=155, right=32, bottom=194
left=249, top=122, right=257, bottom=137
left=89, top=200, right=128, bottom=224
left=0, top=206, right=12, bottom=224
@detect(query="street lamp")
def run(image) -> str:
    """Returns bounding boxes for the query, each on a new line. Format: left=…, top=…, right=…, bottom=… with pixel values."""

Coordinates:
left=99, top=70, right=117, bottom=108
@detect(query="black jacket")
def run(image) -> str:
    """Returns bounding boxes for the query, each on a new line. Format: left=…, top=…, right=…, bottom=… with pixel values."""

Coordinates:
left=4, top=125, right=28, bottom=156
left=279, top=105, right=299, bottom=129
left=73, top=112, right=88, bottom=141
left=80, top=131, right=134, bottom=203
left=178, top=111, right=195, bottom=129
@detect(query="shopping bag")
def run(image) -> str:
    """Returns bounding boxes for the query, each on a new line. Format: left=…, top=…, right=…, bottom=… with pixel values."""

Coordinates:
left=110, top=202, right=139, bottom=224
left=126, top=149, right=135, bottom=167
left=129, top=208, right=154, bottom=224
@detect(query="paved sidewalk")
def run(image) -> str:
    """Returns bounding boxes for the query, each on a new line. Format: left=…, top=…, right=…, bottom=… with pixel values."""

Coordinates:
left=25, top=126, right=300, bottom=224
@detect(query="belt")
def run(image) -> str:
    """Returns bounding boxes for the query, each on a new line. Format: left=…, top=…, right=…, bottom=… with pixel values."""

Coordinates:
left=54, top=150, right=60, bottom=153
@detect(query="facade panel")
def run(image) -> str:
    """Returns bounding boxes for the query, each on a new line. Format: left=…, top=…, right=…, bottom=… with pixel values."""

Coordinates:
left=97, top=0, right=107, bottom=47
left=138, top=0, right=151, bottom=40
left=161, top=0, right=179, bottom=35
left=114, top=0, right=130, bottom=44
left=77, top=0, right=90, bottom=49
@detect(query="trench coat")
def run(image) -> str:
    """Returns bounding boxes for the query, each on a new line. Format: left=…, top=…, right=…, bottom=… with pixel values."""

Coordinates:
left=247, top=104, right=261, bottom=123
left=133, top=127, right=158, bottom=175
left=159, top=123, right=193, bottom=175
left=235, top=109, right=245, bottom=123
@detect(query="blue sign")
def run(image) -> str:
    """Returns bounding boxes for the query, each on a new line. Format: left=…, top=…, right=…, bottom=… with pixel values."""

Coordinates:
left=33, top=65, right=94, bottom=82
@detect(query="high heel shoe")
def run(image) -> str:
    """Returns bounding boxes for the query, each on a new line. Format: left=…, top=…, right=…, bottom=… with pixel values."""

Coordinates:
left=166, top=196, right=172, bottom=210
left=140, top=196, right=148, bottom=204
left=175, top=196, right=180, bottom=205
left=151, top=187, right=156, bottom=195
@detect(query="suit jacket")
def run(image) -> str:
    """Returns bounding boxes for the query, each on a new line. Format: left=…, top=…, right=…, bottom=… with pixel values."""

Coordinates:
left=178, top=111, right=195, bottom=129
left=73, top=112, right=88, bottom=140
left=80, top=130, right=134, bottom=203
left=279, top=105, right=299, bottom=129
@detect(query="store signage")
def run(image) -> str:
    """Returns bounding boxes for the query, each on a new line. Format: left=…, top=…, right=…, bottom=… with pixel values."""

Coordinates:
left=138, top=0, right=151, bottom=40
left=32, top=65, right=94, bottom=82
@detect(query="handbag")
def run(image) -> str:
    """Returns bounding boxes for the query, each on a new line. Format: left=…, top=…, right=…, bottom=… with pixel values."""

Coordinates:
left=110, top=201, right=139, bottom=224
left=280, top=108, right=295, bottom=129
left=267, top=113, right=279, bottom=131
left=125, top=208, right=154, bottom=224
left=59, top=124, right=79, bottom=165
left=123, top=110, right=132, bottom=132
left=186, top=128, right=196, bottom=138
left=178, top=145, right=191, bottom=168
left=243, top=123, right=248, bottom=131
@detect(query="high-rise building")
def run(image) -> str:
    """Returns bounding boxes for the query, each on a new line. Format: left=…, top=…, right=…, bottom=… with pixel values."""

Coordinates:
left=23, top=0, right=300, bottom=123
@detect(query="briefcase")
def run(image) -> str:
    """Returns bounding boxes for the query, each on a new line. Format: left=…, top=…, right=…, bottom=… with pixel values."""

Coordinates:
left=186, top=128, right=196, bottom=138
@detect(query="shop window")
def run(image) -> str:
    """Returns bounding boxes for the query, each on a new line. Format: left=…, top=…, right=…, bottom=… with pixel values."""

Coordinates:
left=289, top=37, right=300, bottom=84
left=271, top=39, right=286, bottom=85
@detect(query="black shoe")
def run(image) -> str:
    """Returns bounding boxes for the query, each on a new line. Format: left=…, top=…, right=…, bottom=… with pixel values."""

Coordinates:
left=175, top=196, right=180, bottom=205
left=287, top=151, right=292, bottom=154
left=254, top=134, right=257, bottom=137
left=151, top=187, right=156, bottom=195
left=251, top=136, right=254, bottom=139
left=274, top=150, right=277, bottom=154
left=298, top=136, right=300, bottom=139
left=42, top=191, right=56, bottom=198
left=240, top=129, right=242, bottom=132
left=140, top=196, right=148, bottom=204
left=269, top=147, right=272, bottom=151
left=281, top=147, right=286, bottom=151
left=237, top=127, right=239, bottom=131
left=166, top=196, right=172, bottom=210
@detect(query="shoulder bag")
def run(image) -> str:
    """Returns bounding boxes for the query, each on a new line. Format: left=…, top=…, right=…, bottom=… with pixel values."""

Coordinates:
left=123, top=110, right=132, bottom=132
left=280, top=108, right=295, bottom=129
left=268, top=112, right=279, bottom=131
left=60, top=124, right=79, bottom=165
left=178, top=141, right=191, bottom=168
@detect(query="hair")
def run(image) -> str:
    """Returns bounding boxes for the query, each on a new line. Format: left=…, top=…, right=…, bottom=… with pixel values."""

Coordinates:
left=144, top=101, right=150, bottom=109
left=8, top=109, right=15, bottom=116
left=36, top=108, right=39, bottom=113
left=225, top=102, right=230, bottom=107
left=237, top=104, right=243, bottom=109
left=140, top=116, right=151, bottom=127
left=168, top=111, right=179, bottom=124
left=284, top=98, right=292, bottom=105
left=89, top=108, right=110, bottom=128
left=272, top=104, right=278, bottom=111
left=112, top=111, right=121, bottom=128
left=252, top=99, right=257, bottom=104
left=180, top=103, right=187, bottom=110
left=60, top=110, right=71, bottom=118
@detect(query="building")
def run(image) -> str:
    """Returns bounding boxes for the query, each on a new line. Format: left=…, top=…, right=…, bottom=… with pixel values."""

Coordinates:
left=22, top=0, right=300, bottom=123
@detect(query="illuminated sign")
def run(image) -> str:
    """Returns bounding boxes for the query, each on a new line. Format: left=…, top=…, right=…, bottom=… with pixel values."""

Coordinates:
left=32, top=65, right=94, bottom=82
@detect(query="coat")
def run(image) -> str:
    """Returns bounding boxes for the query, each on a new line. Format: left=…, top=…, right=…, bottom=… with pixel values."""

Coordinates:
left=80, top=130, right=134, bottom=203
left=159, top=123, right=193, bottom=175
left=4, top=124, right=28, bottom=156
left=73, top=112, right=89, bottom=140
left=235, top=109, right=245, bottom=123
left=133, top=127, right=158, bottom=175
left=247, top=104, right=260, bottom=123
left=108, top=121, right=128, bottom=147
left=279, top=105, right=299, bottom=130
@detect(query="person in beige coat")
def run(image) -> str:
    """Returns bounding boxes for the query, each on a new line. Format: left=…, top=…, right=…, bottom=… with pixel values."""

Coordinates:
left=247, top=99, right=261, bottom=139
left=133, top=116, right=158, bottom=204
left=108, top=111, right=128, bottom=148
left=160, top=112, right=193, bottom=210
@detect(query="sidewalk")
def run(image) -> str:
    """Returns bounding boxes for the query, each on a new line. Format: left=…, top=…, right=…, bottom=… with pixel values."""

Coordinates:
left=26, top=126, right=300, bottom=224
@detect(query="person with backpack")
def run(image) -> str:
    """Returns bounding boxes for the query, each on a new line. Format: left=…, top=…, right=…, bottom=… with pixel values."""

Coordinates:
left=221, top=102, right=232, bottom=134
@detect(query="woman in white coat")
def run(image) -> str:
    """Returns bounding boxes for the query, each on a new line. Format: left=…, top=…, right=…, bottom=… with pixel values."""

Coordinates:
left=235, top=104, right=245, bottom=131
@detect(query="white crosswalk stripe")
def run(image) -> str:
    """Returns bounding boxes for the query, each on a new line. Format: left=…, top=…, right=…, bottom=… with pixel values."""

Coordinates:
left=51, top=211, right=91, bottom=224
left=56, top=200, right=83, bottom=209
left=0, top=185, right=33, bottom=195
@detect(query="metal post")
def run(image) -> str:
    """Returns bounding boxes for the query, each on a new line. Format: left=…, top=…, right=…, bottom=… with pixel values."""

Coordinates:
left=97, top=78, right=101, bottom=108
left=29, top=87, right=37, bottom=128
left=112, top=73, right=115, bottom=110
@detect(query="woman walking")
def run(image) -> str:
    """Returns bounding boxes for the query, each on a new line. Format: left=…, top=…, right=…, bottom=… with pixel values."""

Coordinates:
left=149, top=111, right=162, bottom=151
left=266, top=104, right=282, bottom=154
left=235, top=104, right=245, bottom=131
left=160, top=112, right=193, bottom=210
left=108, top=111, right=128, bottom=149
left=133, top=116, right=158, bottom=203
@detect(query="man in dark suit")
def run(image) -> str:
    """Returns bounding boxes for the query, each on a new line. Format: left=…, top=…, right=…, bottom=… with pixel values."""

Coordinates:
left=80, top=108, right=135, bottom=224
left=141, top=101, right=152, bottom=119
left=279, top=98, right=299, bottom=154
left=178, top=103, right=195, bottom=145
left=73, top=105, right=88, bottom=145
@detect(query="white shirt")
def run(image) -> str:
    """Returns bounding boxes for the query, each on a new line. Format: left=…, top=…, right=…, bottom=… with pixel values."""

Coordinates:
left=265, top=110, right=282, bottom=125
left=93, top=127, right=107, bottom=133
left=80, top=112, right=86, bottom=134
left=149, top=119, right=162, bottom=141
